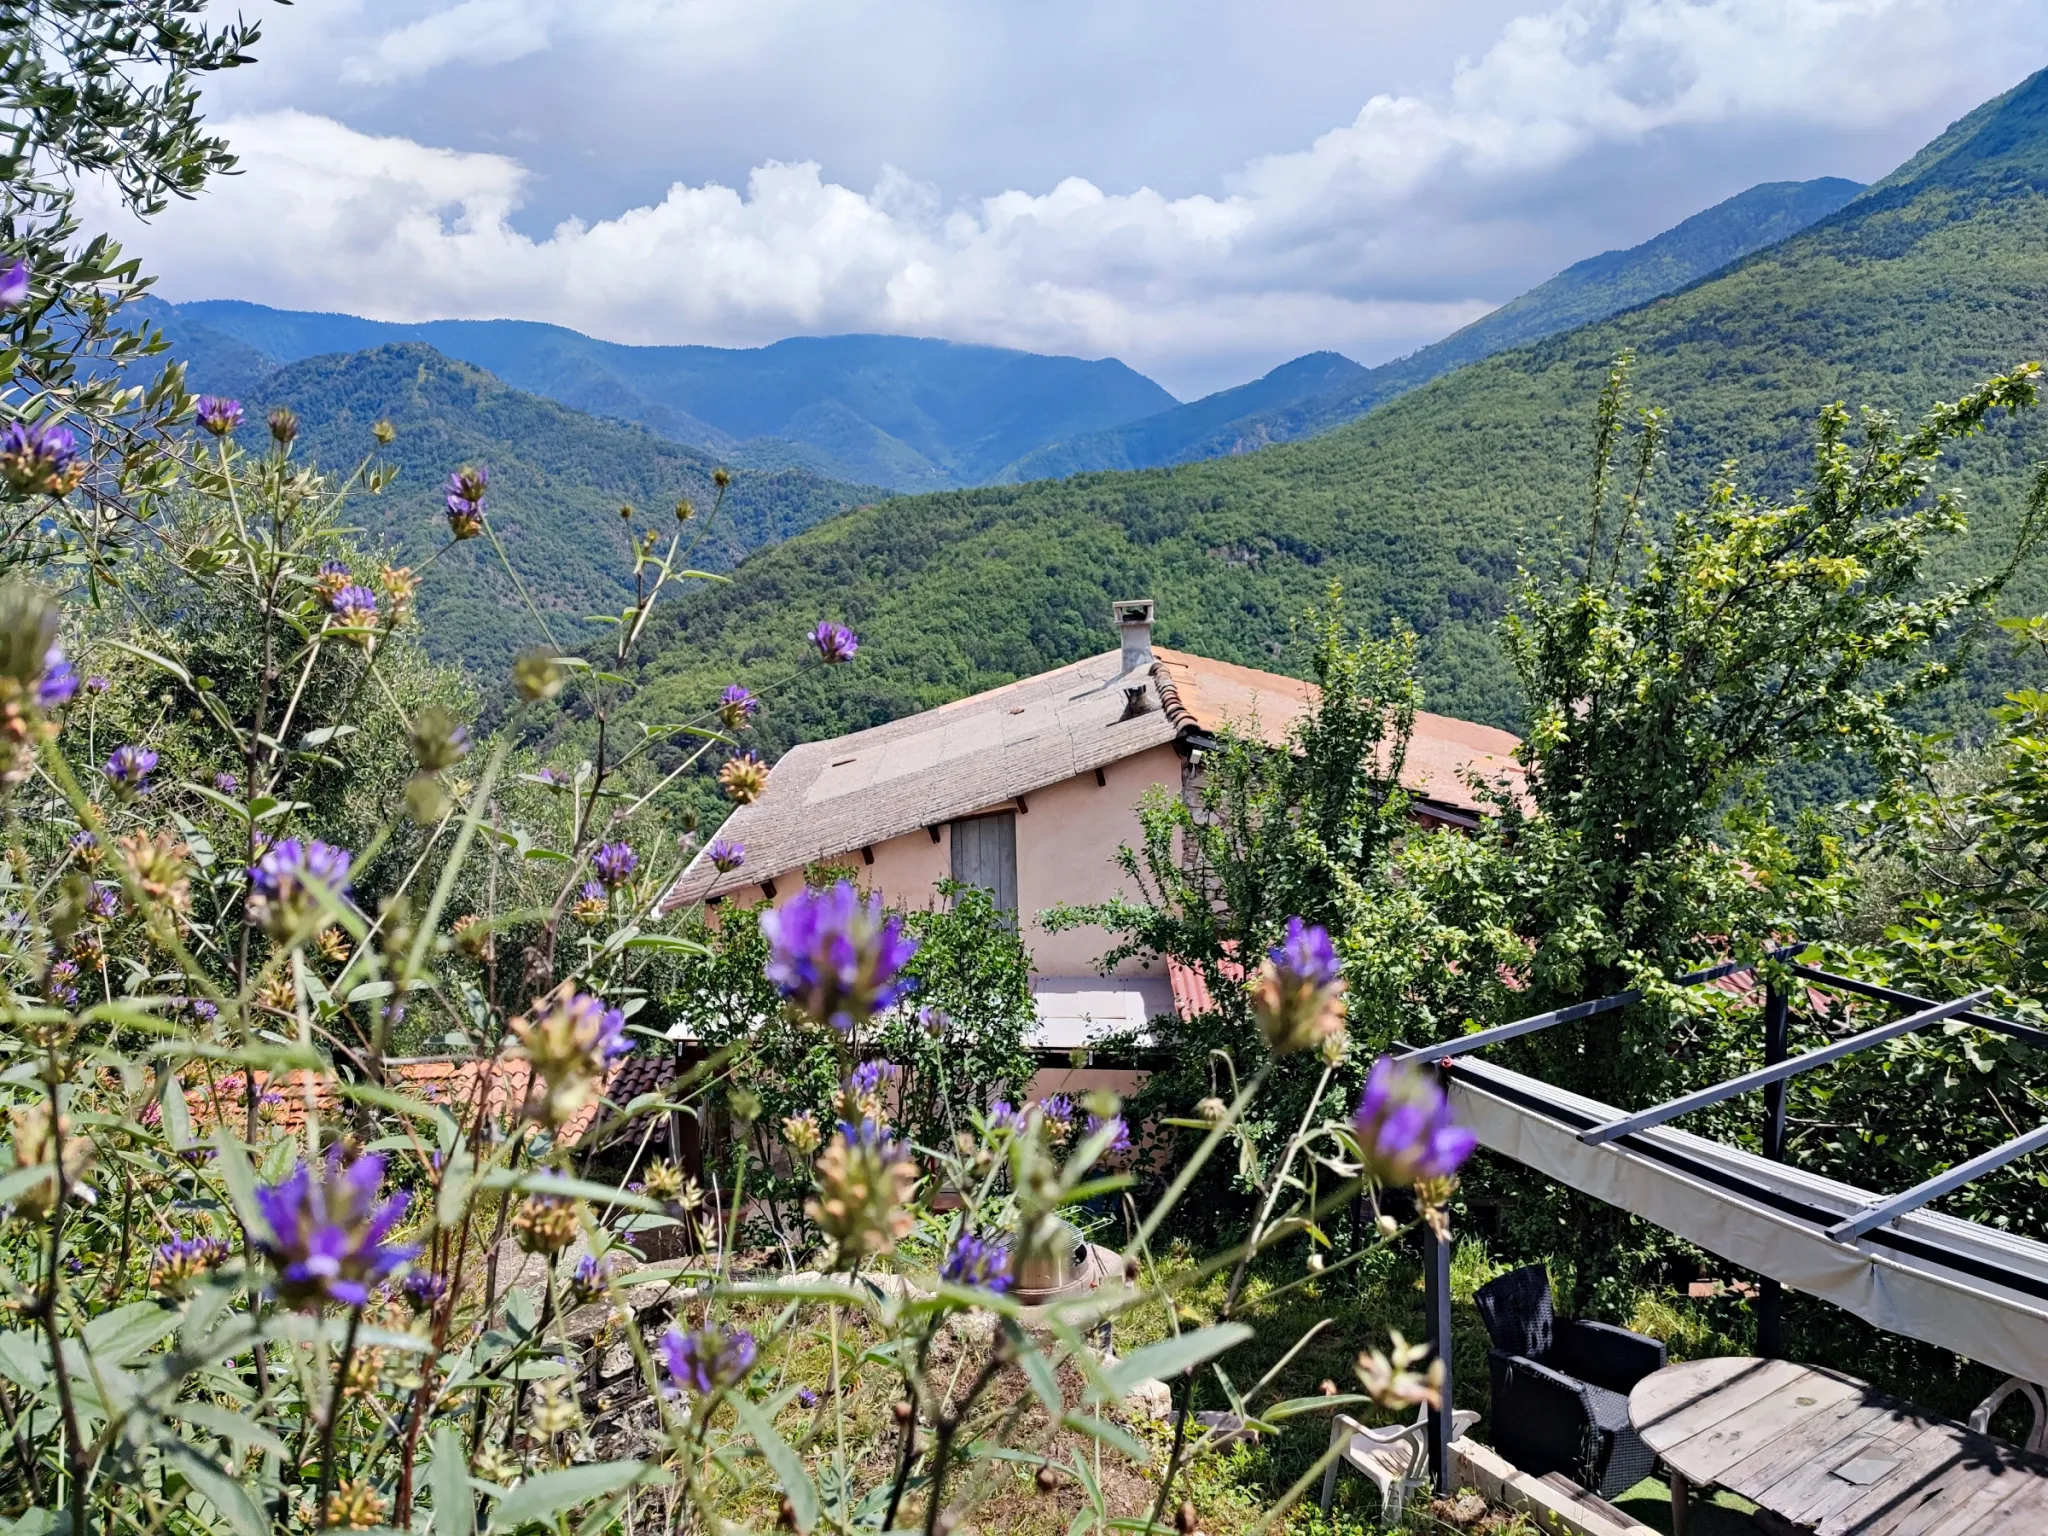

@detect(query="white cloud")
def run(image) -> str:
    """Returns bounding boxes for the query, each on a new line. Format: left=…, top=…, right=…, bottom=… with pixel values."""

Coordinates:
left=340, top=0, right=555, bottom=85
left=106, top=0, right=2048, bottom=395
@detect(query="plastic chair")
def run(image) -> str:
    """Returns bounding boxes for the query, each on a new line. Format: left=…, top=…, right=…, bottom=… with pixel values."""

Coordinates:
left=1969, top=1377, right=2048, bottom=1453
left=1317, top=1402, right=1479, bottom=1526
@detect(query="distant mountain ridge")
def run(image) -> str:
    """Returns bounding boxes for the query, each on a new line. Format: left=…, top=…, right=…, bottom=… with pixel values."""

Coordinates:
left=1000, top=176, right=1865, bottom=481
left=135, top=300, right=1179, bottom=492
left=262, top=343, right=882, bottom=672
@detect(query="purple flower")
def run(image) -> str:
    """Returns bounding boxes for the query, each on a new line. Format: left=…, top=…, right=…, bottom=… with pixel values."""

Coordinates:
left=253, top=1145, right=418, bottom=1308
left=811, top=621, right=859, bottom=664
left=329, top=584, right=378, bottom=627
left=1254, top=916, right=1347, bottom=1056
left=0, top=260, right=28, bottom=308
left=1036, top=1094, right=1075, bottom=1135
left=247, top=837, right=354, bottom=936
left=0, top=419, right=79, bottom=496
left=565, top=1252, right=614, bottom=1309
left=44, top=958, right=79, bottom=1007
left=659, top=1323, right=757, bottom=1396
left=103, top=744, right=158, bottom=793
left=717, top=683, right=758, bottom=730
left=916, top=1005, right=950, bottom=1038
left=85, top=883, right=118, bottom=920
left=760, top=880, right=917, bottom=1033
left=1350, top=1055, right=1478, bottom=1187
left=846, top=1059, right=900, bottom=1099
left=986, top=1099, right=1027, bottom=1135
left=1085, top=1113, right=1132, bottom=1156
left=508, top=983, right=633, bottom=1125
left=212, top=771, right=238, bottom=795
left=194, top=397, right=243, bottom=436
left=84, top=674, right=108, bottom=695
left=706, top=838, right=745, bottom=873
left=941, top=1232, right=1013, bottom=1293
left=401, top=1269, right=449, bottom=1311
left=36, top=644, right=76, bottom=708
left=592, top=840, right=637, bottom=889
left=152, top=1235, right=229, bottom=1289
left=444, top=465, right=488, bottom=538
left=797, top=1386, right=820, bottom=1409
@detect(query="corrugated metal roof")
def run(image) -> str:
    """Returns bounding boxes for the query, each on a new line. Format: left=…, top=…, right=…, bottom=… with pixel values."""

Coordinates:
left=666, top=645, right=1524, bottom=907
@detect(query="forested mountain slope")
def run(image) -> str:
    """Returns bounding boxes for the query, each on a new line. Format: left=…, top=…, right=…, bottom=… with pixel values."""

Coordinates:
left=1001, top=176, right=1865, bottom=481
left=263, top=345, right=881, bottom=670
left=141, top=300, right=1176, bottom=491
left=561, top=68, right=2048, bottom=784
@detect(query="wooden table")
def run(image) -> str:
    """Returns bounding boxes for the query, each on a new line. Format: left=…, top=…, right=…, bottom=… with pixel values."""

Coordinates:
left=1629, top=1356, right=2048, bottom=1536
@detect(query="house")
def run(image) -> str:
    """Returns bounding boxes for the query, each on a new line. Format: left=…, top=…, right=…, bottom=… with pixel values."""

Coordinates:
left=666, top=600, right=1523, bottom=1055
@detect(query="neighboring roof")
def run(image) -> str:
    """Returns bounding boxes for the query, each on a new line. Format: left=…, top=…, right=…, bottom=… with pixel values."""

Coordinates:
left=181, top=1052, right=678, bottom=1148
left=669, top=648, right=1176, bottom=903
left=667, top=644, right=1524, bottom=905
left=1152, top=647, right=1524, bottom=812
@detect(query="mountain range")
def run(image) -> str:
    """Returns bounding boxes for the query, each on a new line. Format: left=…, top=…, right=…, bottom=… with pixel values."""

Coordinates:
left=143, top=173, right=1860, bottom=499
left=139, top=301, right=1176, bottom=491
left=549, top=65, right=2048, bottom=804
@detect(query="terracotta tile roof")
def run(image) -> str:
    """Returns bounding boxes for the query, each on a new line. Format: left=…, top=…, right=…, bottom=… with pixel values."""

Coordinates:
left=181, top=1051, right=679, bottom=1147
left=665, top=645, right=1524, bottom=909
left=1151, top=647, right=1525, bottom=813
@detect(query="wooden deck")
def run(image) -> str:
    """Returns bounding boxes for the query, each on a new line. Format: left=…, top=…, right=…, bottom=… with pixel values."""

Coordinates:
left=1630, top=1357, right=2048, bottom=1535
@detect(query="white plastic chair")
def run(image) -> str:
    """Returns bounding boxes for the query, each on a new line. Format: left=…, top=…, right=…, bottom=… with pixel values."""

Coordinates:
left=1318, top=1403, right=1479, bottom=1526
left=1969, top=1377, right=2047, bottom=1453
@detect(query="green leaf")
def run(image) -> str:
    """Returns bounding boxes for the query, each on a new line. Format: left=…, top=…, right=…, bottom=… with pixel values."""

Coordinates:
left=210, top=1127, right=266, bottom=1235
left=478, top=1169, right=663, bottom=1214
left=734, top=1397, right=819, bottom=1532
left=165, top=1443, right=268, bottom=1536
left=1061, top=1411, right=1151, bottom=1464
left=83, top=1300, right=178, bottom=1362
left=104, top=637, right=192, bottom=687
left=178, top=781, right=250, bottom=822
left=487, top=1460, right=646, bottom=1530
left=431, top=1424, right=475, bottom=1536
left=622, top=934, right=709, bottom=955
left=1102, top=1323, right=1253, bottom=1398
left=164, top=1398, right=290, bottom=1457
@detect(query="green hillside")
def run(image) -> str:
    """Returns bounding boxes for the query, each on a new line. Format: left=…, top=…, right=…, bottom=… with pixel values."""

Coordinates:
left=542, top=67, right=2048, bottom=784
left=256, top=344, right=881, bottom=672
left=1001, top=176, right=1864, bottom=480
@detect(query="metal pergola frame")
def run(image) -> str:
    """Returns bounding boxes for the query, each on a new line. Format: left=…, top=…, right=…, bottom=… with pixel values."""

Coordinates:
left=1395, top=953, right=2048, bottom=1493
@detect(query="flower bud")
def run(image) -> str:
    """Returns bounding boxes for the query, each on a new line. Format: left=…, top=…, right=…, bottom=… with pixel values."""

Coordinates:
left=267, top=407, right=299, bottom=444
left=511, top=650, right=566, bottom=703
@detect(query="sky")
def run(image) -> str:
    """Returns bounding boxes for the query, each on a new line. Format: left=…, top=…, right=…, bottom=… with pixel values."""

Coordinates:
left=89, top=0, right=2048, bottom=399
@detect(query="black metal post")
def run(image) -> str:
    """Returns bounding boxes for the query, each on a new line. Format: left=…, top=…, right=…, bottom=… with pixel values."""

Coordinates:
left=1758, top=977, right=1789, bottom=1359
left=1422, top=1212, right=1454, bottom=1492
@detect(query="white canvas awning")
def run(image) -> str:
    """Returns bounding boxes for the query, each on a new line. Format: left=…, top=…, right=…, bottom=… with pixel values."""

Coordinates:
left=1446, top=1053, right=2048, bottom=1387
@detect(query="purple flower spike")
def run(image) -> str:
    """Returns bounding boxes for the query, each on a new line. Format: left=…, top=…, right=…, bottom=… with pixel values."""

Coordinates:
left=253, top=1145, right=418, bottom=1309
left=443, top=464, right=488, bottom=538
left=103, top=744, right=158, bottom=792
left=0, top=260, right=28, bottom=308
left=1253, top=915, right=1347, bottom=1056
left=37, top=644, right=76, bottom=708
left=247, top=837, right=354, bottom=936
left=941, top=1232, right=1013, bottom=1293
left=401, top=1269, right=449, bottom=1311
left=0, top=419, right=80, bottom=496
left=1350, top=1055, right=1477, bottom=1187
left=194, top=397, right=243, bottom=436
left=329, top=584, right=378, bottom=626
left=760, top=879, right=917, bottom=1033
left=659, top=1323, right=757, bottom=1396
left=592, top=840, right=637, bottom=889
left=717, top=683, right=758, bottom=730
left=1085, top=1113, right=1132, bottom=1156
left=212, top=771, right=238, bottom=795
left=811, top=621, right=859, bottom=664
left=986, top=1099, right=1027, bottom=1135
left=706, top=838, right=745, bottom=873
left=1269, top=916, right=1340, bottom=989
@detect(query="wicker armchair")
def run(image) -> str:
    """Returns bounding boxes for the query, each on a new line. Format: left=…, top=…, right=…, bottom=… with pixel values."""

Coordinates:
left=1473, top=1264, right=1666, bottom=1500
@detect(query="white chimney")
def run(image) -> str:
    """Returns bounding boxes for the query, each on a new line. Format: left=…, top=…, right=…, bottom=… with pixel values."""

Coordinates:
left=1114, top=598, right=1155, bottom=675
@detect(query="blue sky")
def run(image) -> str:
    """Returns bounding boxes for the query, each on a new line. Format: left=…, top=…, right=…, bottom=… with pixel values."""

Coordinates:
left=97, top=0, right=2048, bottom=397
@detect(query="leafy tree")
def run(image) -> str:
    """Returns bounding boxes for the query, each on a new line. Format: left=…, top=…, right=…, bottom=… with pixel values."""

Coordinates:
left=1, top=0, right=265, bottom=549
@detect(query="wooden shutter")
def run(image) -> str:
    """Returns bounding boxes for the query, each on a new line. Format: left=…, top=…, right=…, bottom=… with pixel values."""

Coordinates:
left=949, top=812, right=1018, bottom=915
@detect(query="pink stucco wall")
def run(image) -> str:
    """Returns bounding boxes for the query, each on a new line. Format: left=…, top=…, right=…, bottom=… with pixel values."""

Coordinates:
left=732, top=740, right=1186, bottom=981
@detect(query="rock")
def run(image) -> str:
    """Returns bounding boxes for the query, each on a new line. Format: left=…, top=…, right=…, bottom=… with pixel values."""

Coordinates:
left=1193, top=1410, right=1258, bottom=1449
left=1111, top=1362, right=1170, bottom=1421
